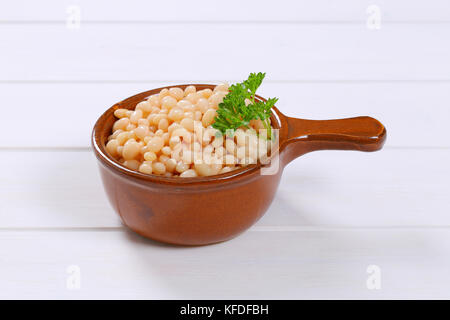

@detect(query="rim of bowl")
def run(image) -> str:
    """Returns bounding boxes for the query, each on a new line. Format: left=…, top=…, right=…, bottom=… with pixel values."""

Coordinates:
left=92, top=84, right=282, bottom=186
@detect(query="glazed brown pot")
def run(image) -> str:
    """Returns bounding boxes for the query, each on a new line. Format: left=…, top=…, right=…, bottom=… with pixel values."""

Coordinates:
left=92, top=84, right=386, bottom=245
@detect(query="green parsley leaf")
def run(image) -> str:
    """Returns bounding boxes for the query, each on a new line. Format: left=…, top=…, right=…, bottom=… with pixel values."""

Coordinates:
left=212, top=72, right=278, bottom=139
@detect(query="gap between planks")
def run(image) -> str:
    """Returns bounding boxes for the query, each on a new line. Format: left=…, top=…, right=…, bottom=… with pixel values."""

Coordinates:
left=2, top=20, right=450, bottom=24
left=2, top=20, right=450, bottom=25
left=3, top=80, right=450, bottom=84
left=1, top=146, right=449, bottom=152
left=1, top=226, right=450, bottom=233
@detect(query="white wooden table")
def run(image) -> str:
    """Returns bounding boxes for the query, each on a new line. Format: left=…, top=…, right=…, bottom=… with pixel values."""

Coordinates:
left=1, top=1, right=450, bottom=299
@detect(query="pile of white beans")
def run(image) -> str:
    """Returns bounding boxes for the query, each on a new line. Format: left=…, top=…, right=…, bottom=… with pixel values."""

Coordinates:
left=106, top=84, right=272, bottom=177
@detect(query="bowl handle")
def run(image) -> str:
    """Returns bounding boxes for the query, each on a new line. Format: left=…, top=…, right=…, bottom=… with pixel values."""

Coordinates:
left=279, top=115, right=387, bottom=165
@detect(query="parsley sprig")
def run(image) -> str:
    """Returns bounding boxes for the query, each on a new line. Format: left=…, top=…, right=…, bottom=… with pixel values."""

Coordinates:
left=212, top=72, right=278, bottom=139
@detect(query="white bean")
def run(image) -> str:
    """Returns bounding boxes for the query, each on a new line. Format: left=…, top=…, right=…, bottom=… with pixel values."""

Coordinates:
left=171, top=128, right=192, bottom=143
left=108, top=85, right=273, bottom=177
left=169, top=87, right=184, bottom=100
left=139, top=162, right=153, bottom=174
left=180, top=169, right=198, bottom=177
left=124, top=160, right=140, bottom=171
left=202, top=109, right=217, bottom=127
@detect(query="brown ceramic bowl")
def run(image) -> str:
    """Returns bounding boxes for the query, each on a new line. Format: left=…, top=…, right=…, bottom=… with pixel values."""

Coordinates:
left=92, top=84, right=386, bottom=245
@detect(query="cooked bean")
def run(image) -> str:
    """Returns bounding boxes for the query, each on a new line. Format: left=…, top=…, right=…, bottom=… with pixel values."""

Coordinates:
left=126, top=123, right=136, bottom=131
left=184, top=112, right=194, bottom=119
left=147, top=136, right=164, bottom=153
left=144, top=151, right=157, bottom=162
left=114, top=109, right=129, bottom=118
left=138, top=118, right=150, bottom=127
left=152, top=162, right=166, bottom=174
left=147, top=94, right=161, bottom=107
left=224, top=154, right=236, bottom=165
left=196, top=98, right=209, bottom=114
left=194, top=111, right=202, bottom=121
left=113, top=118, right=129, bottom=131
left=215, top=146, right=225, bottom=159
left=159, top=154, right=170, bottom=165
left=250, top=119, right=265, bottom=130
left=180, top=169, right=197, bottom=177
left=182, top=150, right=193, bottom=164
left=136, top=101, right=151, bottom=113
left=165, top=158, right=177, bottom=172
left=117, top=146, right=123, bottom=157
left=124, top=160, right=140, bottom=171
left=169, top=87, right=184, bottom=100
left=169, top=136, right=181, bottom=149
left=138, top=162, right=153, bottom=174
left=211, top=134, right=223, bottom=148
left=134, top=126, right=149, bottom=140
left=177, top=100, right=192, bottom=109
left=106, top=139, right=119, bottom=157
left=122, top=141, right=141, bottom=160
left=161, top=146, right=171, bottom=156
left=176, top=161, right=189, bottom=173
left=202, top=128, right=217, bottom=145
left=236, top=146, right=246, bottom=160
left=111, top=129, right=123, bottom=139
left=202, top=109, right=217, bottom=127
left=168, top=123, right=182, bottom=135
left=171, top=128, right=191, bottom=143
left=184, top=85, right=196, bottom=96
left=161, top=96, right=177, bottom=109
left=162, top=132, right=170, bottom=144
left=168, top=107, right=184, bottom=121
left=116, top=131, right=131, bottom=145
left=180, top=118, right=194, bottom=132
left=159, top=88, right=169, bottom=99
left=152, top=114, right=167, bottom=126
left=195, top=163, right=222, bottom=176
left=225, top=139, right=236, bottom=155
left=198, top=88, right=213, bottom=99
left=108, top=85, right=271, bottom=177
left=214, top=83, right=229, bottom=92
left=158, top=118, right=169, bottom=131
left=130, top=109, right=143, bottom=124
left=220, top=166, right=233, bottom=174
left=235, top=129, right=247, bottom=147
left=208, top=92, right=226, bottom=107
left=185, top=93, right=200, bottom=104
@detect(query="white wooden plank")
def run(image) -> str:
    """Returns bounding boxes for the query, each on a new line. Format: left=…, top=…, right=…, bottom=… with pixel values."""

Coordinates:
left=265, top=82, right=450, bottom=148
left=1, top=24, right=449, bottom=81
left=2, top=82, right=449, bottom=148
left=1, top=149, right=449, bottom=228
left=0, top=150, right=121, bottom=228
left=1, top=229, right=449, bottom=299
left=277, top=149, right=450, bottom=227
left=1, top=0, right=450, bottom=22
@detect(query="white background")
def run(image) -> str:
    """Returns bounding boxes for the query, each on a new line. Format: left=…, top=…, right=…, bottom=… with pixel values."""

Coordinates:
left=1, top=0, right=450, bottom=299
